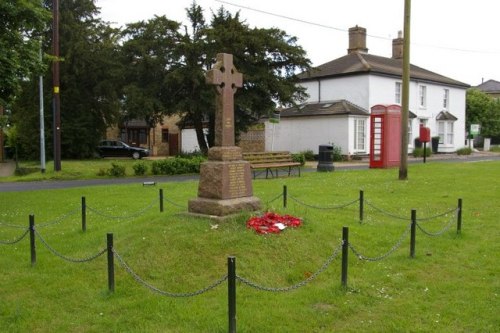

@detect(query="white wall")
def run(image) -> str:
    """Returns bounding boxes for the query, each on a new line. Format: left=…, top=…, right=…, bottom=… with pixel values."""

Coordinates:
left=303, top=76, right=370, bottom=109
left=265, top=116, right=350, bottom=154
left=181, top=129, right=201, bottom=153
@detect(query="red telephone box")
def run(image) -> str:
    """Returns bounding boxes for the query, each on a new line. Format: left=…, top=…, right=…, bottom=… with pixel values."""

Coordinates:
left=370, top=104, right=401, bottom=168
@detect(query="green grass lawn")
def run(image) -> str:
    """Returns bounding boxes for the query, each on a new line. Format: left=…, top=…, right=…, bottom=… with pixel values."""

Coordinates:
left=1, top=161, right=499, bottom=332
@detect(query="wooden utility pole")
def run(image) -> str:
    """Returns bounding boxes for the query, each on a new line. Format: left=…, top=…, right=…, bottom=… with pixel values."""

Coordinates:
left=52, top=0, right=61, bottom=171
left=399, top=0, right=411, bottom=180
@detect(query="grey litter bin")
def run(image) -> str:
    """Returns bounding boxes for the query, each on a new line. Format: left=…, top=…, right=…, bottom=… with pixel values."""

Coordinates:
left=317, top=144, right=334, bottom=172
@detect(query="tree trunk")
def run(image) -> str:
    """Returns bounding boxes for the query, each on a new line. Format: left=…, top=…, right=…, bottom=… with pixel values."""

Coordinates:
left=193, top=115, right=208, bottom=155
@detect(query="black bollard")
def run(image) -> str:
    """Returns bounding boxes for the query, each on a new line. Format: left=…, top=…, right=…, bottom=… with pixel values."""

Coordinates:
left=283, top=185, right=287, bottom=208
left=107, top=233, right=115, bottom=292
left=410, top=209, right=416, bottom=258
left=457, top=198, right=462, bottom=234
left=341, top=227, right=349, bottom=288
left=81, top=196, right=86, bottom=232
left=29, top=215, right=36, bottom=266
left=228, top=256, right=236, bottom=333
left=159, top=189, right=164, bottom=213
left=359, top=190, right=364, bottom=223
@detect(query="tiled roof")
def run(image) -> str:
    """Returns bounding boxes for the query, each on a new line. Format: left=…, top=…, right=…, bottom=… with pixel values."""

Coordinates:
left=475, top=79, right=500, bottom=93
left=279, top=100, right=369, bottom=118
left=436, top=111, right=458, bottom=121
left=298, top=52, right=469, bottom=88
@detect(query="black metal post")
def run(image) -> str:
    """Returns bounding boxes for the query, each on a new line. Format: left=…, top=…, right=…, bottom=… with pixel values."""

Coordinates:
left=410, top=209, right=416, bottom=258
left=29, top=214, right=36, bottom=266
left=107, top=233, right=115, bottom=292
left=283, top=185, right=287, bottom=208
left=81, top=196, right=86, bottom=232
left=359, top=190, right=364, bottom=223
left=341, top=226, right=349, bottom=288
left=457, top=198, right=462, bottom=234
left=159, top=189, right=164, bottom=213
left=423, top=142, right=427, bottom=163
left=228, top=256, right=236, bottom=333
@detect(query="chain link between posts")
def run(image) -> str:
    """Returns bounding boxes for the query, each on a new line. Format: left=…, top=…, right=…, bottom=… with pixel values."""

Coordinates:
left=162, top=196, right=187, bottom=209
left=348, top=222, right=412, bottom=261
left=37, top=207, right=80, bottom=228
left=34, top=229, right=107, bottom=263
left=0, top=228, right=29, bottom=245
left=236, top=241, right=343, bottom=292
left=264, top=192, right=283, bottom=205
left=416, top=209, right=458, bottom=237
left=86, top=197, right=157, bottom=220
left=289, top=195, right=359, bottom=210
left=365, top=200, right=410, bottom=220
left=112, top=249, right=228, bottom=297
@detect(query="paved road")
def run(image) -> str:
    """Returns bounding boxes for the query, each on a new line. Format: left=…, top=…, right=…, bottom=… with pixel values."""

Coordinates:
left=0, top=153, right=499, bottom=193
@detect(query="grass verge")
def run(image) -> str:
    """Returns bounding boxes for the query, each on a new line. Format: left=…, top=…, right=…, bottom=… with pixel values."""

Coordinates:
left=1, top=161, right=499, bottom=332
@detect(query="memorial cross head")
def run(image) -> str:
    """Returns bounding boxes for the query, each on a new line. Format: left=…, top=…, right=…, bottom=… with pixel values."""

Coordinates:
left=206, top=53, right=243, bottom=147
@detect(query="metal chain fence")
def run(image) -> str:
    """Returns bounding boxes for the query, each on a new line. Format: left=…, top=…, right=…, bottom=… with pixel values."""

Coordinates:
left=37, top=208, right=80, bottom=228
left=162, top=196, right=187, bottom=209
left=0, top=221, right=29, bottom=229
left=236, top=241, right=343, bottom=292
left=416, top=210, right=458, bottom=237
left=86, top=197, right=157, bottom=220
left=289, top=196, right=359, bottom=210
left=264, top=192, right=284, bottom=205
left=34, top=229, right=107, bottom=263
left=365, top=200, right=410, bottom=221
left=416, top=207, right=458, bottom=222
left=112, top=249, right=228, bottom=297
left=0, top=228, right=29, bottom=245
left=348, top=222, right=412, bottom=261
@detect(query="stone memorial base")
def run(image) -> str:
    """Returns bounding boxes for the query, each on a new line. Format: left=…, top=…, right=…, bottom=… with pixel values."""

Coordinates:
left=188, top=146, right=261, bottom=219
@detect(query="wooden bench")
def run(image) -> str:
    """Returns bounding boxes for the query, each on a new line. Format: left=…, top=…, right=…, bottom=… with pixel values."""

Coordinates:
left=242, top=151, right=301, bottom=179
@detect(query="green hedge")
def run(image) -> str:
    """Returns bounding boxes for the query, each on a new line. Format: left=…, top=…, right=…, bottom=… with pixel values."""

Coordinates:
left=151, top=156, right=206, bottom=175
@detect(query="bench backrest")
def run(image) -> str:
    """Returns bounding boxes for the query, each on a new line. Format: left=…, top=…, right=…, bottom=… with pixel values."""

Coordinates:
left=243, top=151, right=294, bottom=164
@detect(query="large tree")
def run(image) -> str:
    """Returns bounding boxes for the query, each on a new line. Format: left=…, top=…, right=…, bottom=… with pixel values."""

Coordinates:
left=124, top=3, right=311, bottom=154
left=466, top=89, right=500, bottom=139
left=12, top=0, right=123, bottom=159
left=0, top=0, right=50, bottom=107
left=120, top=16, right=182, bottom=135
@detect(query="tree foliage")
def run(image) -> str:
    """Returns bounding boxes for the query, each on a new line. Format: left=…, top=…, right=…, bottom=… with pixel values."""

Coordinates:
left=122, top=3, right=311, bottom=153
left=0, top=0, right=50, bottom=107
left=12, top=0, right=123, bottom=159
left=466, top=89, right=500, bottom=138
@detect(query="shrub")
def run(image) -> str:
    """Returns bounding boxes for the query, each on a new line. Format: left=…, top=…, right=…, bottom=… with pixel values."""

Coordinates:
left=132, top=161, right=148, bottom=176
left=151, top=156, right=206, bottom=175
left=456, top=147, right=473, bottom=155
left=412, top=147, right=432, bottom=157
left=291, top=153, right=306, bottom=166
left=300, top=150, right=315, bottom=161
left=331, top=143, right=343, bottom=162
left=96, top=168, right=107, bottom=176
left=107, top=163, right=126, bottom=177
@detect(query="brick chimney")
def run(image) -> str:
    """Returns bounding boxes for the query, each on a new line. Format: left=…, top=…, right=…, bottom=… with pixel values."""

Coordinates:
left=392, top=30, right=404, bottom=59
left=348, top=26, right=368, bottom=54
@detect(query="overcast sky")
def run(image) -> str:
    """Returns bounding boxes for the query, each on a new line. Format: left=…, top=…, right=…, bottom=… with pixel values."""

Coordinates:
left=97, top=0, right=500, bottom=86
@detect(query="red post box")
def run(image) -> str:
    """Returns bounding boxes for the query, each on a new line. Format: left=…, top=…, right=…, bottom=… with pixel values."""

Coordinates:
left=419, top=125, right=431, bottom=143
left=370, top=104, right=401, bottom=168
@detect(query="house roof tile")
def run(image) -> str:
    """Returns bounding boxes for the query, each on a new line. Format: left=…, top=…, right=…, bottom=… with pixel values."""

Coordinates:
left=279, top=100, right=369, bottom=118
left=475, top=79, right=500, bottom=93
left=298, top=52, right=469, bottom=88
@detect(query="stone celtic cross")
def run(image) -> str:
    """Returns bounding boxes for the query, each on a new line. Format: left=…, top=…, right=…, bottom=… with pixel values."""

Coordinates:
left=206, top=53, right=243, bottom=147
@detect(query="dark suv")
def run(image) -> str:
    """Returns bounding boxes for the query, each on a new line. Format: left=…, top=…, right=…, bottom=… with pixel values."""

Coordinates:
left=97, top=140, right=149, bottom=159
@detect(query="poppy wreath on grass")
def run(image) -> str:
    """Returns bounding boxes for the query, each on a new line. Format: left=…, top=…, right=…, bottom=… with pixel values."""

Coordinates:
left=246, top=212, right=302, bottom=234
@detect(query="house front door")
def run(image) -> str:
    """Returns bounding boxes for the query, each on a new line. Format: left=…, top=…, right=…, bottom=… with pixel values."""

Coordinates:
left=169, top=133, right=179, bottom=156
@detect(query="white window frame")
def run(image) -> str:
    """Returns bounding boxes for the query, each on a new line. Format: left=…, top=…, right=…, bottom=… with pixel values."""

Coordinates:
left=443, top=89, right=449, bottom=110
left=437, top=120, right=454, bottom=146
left=419, top=85, right=427, bottom=108
left=353, top=118, right=366, bottom=152
left=395, top=82, right=402, bottom=104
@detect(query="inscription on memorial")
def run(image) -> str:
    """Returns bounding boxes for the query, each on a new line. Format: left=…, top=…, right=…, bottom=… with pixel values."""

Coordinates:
left=227, top=164, right=247, bottom=198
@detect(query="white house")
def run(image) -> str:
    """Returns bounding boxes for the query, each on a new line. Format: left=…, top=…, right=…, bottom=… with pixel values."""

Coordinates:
left=266, top=26, right=470, bottom=155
